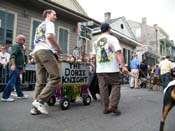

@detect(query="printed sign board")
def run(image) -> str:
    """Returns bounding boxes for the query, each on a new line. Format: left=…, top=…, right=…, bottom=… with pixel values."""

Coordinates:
left=60, top=62, right=89, bottom=84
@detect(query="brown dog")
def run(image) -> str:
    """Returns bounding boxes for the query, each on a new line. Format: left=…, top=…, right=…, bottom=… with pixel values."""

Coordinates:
left=160, top=80, right=175, bottom=131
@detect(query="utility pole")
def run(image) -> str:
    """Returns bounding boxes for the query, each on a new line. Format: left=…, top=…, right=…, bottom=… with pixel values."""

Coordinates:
left=155, top=28, right=158, bottom=53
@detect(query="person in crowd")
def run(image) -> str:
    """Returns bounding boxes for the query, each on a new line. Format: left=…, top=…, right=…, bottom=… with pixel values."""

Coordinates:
left=8, top=45, right=12, bottom=54
left=147, top=65, right=153, bottom=77
left=0, top=46, right=10, bottom=83
left=92, top=22, right=129, bottom=115
left=28, top=51, right=35, bottom=64
left=139, top=60, right=148, bottom=88
left=129, top=53, right=140, bottom=89
left=0, top=46, right=10, bottom=65
left=0, top=45, right=2, bottom=53
left=22, top=45, right=28, bottom=66
left=1, top=34, right=28, bottom=102
left=72, top=46, right=80, bottom=60
left=153, top=64, right=160, bottom=77
left=88, top=57, right=100, bottom=101
left=66, top=54, right=76, bottom=63
left=159, top=56, right=173, bottom=90
left=31, top=9, right=62, bottom=115
left=153, top=64, right=161, bottom=90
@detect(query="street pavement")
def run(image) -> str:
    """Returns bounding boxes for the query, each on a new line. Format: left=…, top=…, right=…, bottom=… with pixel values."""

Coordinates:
left=0, top=85, right=175, bottom=131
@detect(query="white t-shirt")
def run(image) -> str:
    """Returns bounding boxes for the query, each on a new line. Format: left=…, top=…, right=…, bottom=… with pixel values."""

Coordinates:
left=0, top=52, right=10, bottom=65
left=33, top=20, right=56, bottom=53
left=92, top=34, right=121, bottom=73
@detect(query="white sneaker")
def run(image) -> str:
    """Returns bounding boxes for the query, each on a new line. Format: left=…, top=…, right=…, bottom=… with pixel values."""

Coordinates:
left=30, top=107, right=41, bottom=115
left=11, top=93, right=17, bottom=97
left=32, top=100, right=48, bottom=114
left=16, top=95, right=28, bottom=99
left=1, top=97, right=15, bottom=102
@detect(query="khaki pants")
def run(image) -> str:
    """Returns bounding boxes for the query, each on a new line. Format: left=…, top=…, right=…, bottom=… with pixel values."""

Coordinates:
left=34, top=50, right=60, bottom=102
left=130, top=69, right=139, bottom=88
left=97, top=72, right=121, bottom=109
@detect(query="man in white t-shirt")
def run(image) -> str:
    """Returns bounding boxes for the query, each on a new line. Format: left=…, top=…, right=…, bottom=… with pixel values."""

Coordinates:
left=92, top=23, right=129, bottom=115
left=31, top=9, right=62, bottom=115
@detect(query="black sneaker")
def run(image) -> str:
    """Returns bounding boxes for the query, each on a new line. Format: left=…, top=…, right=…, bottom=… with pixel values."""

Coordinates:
left=108, top=107, right=121, bottom=116
left=113, top=109, right=121, bottom=116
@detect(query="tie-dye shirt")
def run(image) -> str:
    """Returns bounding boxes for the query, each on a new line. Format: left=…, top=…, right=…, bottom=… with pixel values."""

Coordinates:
left=33, top=20, right=55, bottom=53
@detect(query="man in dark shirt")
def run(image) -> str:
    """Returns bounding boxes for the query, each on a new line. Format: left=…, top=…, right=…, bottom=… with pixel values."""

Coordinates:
left=139, top=60, right=148, bottom=88
left=1, top=34, right=28, bottom=102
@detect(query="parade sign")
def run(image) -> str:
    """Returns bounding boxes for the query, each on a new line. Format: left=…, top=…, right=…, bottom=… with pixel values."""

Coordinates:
left=60, top=62, right=89, bottom=84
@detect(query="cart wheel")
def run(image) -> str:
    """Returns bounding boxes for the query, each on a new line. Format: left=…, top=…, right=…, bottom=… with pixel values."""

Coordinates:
left=47, top=96, right=56, bottom=106
left=70, top=99, right=76, bottom=103
left=60, top=98, right=70, bottom=110
left=83, top=95, right=91, bottom=105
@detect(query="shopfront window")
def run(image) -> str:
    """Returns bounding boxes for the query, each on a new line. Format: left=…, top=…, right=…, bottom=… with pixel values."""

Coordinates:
left=0, top=10, right=15, bottom=45
left=123, top=48, right=132, bottom=66
left=58, top=27, right=69, bottom=54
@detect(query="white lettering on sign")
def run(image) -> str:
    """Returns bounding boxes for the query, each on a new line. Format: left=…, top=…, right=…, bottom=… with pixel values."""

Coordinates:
left=61, top=62, right=89, bottom=84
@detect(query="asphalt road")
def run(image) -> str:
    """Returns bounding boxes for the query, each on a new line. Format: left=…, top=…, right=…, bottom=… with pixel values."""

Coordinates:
left=0, top=85, right=175, bottom=131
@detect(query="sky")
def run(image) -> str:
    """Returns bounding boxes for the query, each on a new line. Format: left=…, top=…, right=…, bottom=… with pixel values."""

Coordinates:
left=77, top=0, right=175, bottom=41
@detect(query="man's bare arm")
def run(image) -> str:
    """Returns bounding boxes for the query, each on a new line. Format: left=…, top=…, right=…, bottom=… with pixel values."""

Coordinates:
left=116, top=50, right=125, bottom=68
left=47, top=33, right=62, bottom=54
left=116, top=50, right=129, bottom=75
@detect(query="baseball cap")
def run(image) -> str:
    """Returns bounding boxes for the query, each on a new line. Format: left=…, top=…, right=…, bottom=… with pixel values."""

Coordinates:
left=100, top=23, right=111, bottom=32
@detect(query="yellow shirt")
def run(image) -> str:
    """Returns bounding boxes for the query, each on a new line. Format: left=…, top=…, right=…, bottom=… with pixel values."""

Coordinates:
left=159, top=59, right=173, bottom=75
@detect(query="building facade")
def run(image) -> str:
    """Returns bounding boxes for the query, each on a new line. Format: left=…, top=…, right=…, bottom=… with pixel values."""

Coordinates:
left=128, top=18, right=174, bottom=65
left=0, top=0, right=100, bottom=58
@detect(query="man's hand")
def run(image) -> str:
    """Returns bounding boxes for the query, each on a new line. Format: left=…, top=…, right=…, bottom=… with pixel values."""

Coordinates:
left=121, top=66, right=129, bottom=76
left=116, top=50, right=129, bottom=76
left=56, top=46, right=62, bottom=54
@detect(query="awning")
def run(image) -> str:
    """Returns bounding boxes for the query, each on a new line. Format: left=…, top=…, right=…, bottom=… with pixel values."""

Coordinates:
left=144, top=51, right=160, bottom=58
